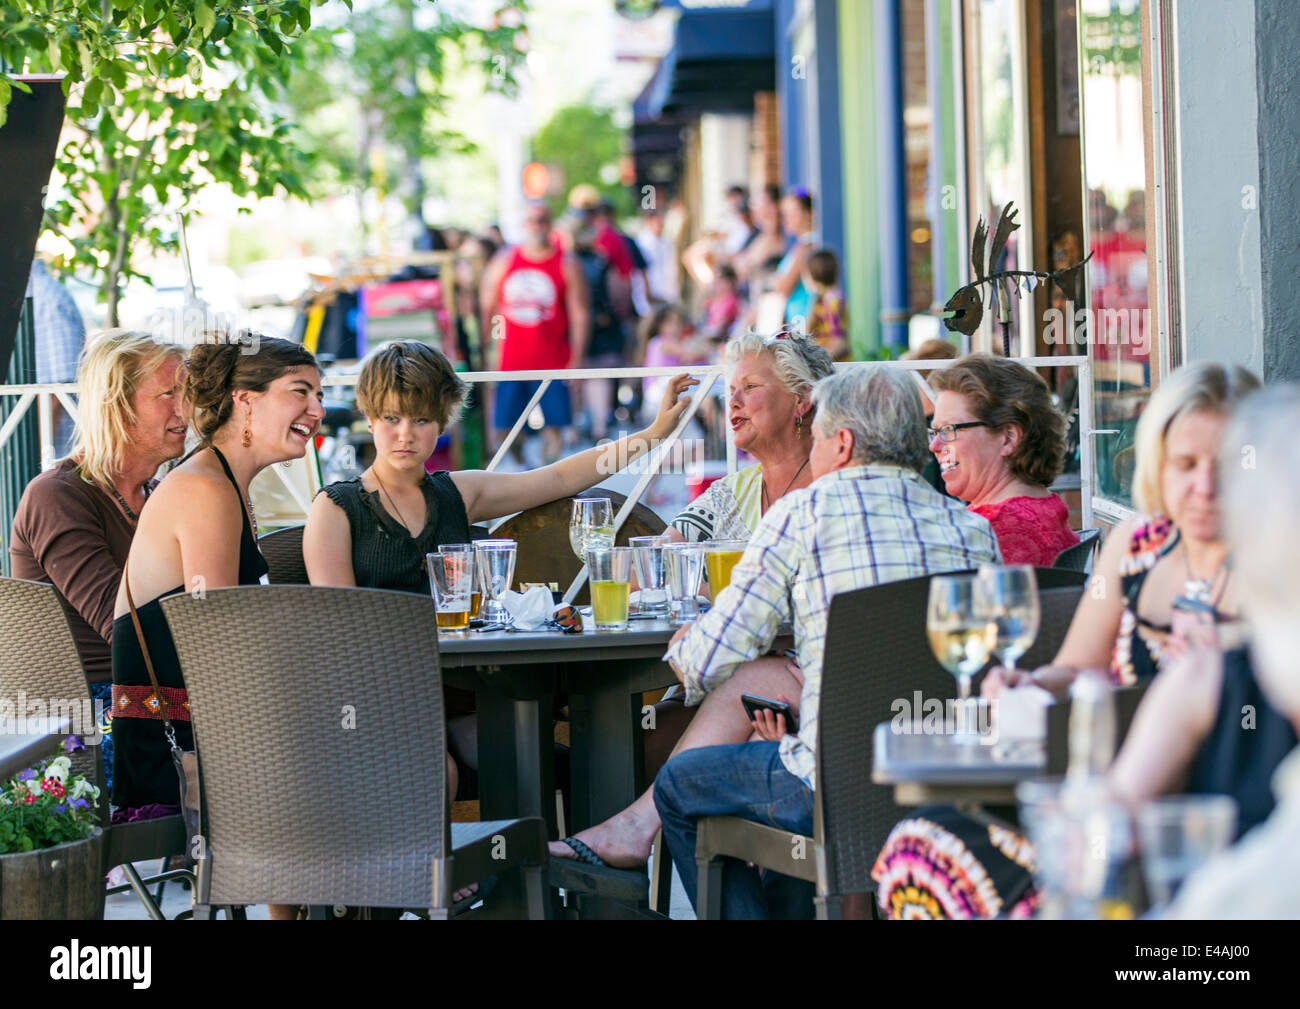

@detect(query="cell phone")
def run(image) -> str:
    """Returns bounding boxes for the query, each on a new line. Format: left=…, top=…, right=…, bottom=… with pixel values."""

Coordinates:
left=1170, top=595, right=1218, bottom=652
left=741, top=693, right=798, bottom=733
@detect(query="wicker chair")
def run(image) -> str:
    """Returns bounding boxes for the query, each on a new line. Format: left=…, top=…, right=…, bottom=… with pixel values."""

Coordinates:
left=1054, top=528, right=1102, bottom=574
left=0, top=577, right=190, bottom=919
left=258, top=525, right=310, bottom=585
left=694, top=578, right=1085, bottom=919
left=160, top=585, right=548, bottom=919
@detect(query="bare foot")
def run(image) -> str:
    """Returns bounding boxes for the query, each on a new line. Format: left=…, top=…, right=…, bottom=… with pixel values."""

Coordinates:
left=453, top=883, right=478, bottom=904
left=548, top=808, right=657, bottom=868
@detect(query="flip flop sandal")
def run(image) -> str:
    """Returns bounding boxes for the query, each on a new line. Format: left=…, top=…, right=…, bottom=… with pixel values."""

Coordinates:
left=557, top=836, right=608, bottom=867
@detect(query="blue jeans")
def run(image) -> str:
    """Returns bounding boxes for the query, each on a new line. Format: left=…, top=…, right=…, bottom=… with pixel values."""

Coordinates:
left=653, top=741, right=816, bottom=920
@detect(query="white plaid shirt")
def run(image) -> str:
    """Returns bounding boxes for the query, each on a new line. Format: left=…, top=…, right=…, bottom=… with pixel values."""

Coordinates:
left=664, top=463, right=1002, bottom=789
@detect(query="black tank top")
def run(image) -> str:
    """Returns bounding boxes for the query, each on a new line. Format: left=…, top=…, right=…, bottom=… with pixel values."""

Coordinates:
left=110, top=446, right=269, bottom=809
left=1187, top=648, right=1298, bottom=837
left=321, top=471, right=471, bottom=595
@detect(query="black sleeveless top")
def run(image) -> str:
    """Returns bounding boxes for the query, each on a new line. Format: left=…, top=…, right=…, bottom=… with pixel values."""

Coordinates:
left=111, top=446, right=269, bottom=809
left=321, top=471, right=471, bottom=595
left=1187, top=648, right=1298, bottom=838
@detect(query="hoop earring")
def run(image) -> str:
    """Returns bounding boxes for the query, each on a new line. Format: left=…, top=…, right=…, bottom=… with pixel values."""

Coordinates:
left=241, top=410, right=252, bottom=448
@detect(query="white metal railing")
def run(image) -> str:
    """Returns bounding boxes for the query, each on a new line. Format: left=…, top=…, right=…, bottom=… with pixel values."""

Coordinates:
left=0, top=356, right=1095, bottom=597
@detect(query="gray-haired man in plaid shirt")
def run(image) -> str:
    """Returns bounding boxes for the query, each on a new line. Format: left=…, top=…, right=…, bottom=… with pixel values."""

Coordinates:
left=656, top=364, right=1001, bottom=919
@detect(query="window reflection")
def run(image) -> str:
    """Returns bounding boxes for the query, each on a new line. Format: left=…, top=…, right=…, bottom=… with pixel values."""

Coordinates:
left=1080, top=0, right=1150, bottom=506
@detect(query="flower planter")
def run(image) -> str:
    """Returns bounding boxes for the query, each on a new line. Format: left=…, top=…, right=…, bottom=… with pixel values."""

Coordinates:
left=0, top=828, right=104, bottom=919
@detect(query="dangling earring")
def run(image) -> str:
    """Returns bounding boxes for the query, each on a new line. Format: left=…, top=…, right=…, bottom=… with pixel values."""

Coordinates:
left=795, top=414, right=803, bottom=435
left=241, top=410, right=252, bottom=448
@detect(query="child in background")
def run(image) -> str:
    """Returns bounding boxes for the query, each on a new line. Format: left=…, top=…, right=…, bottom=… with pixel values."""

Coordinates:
left=639, top=304, right=712, bottom=424
left=701, top=264, right=741, bottom=341
left=804, top=248, right=849, bottom=361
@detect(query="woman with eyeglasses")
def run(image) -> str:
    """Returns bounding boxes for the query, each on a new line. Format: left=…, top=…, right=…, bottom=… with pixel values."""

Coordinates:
left=926, top=353, right=1078, bottom=566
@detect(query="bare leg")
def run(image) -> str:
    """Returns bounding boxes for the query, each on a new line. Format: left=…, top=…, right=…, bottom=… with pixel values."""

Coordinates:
left=448, top=715, right=478, bottom=772
left=549, top=656, right=801, bottom=867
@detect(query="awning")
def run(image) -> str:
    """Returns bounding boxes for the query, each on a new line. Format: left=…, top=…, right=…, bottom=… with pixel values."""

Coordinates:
left=648, top=4, right=776, bottom=119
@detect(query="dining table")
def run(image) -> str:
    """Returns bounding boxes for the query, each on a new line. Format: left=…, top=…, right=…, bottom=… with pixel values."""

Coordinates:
left=871, top=721, right=1047, bottom=807
left=437, top=614, right=681, bottom=840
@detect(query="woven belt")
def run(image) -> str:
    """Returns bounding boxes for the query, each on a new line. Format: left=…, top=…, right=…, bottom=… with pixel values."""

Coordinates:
left=110, top=684, right=191, bottom=722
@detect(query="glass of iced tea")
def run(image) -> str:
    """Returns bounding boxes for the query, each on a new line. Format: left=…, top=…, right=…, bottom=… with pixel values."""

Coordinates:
left=587, top=546, right=633, bottom=631
left=427, top=551, right=473, bottom=633
left=439, top=543, right=481, bottom=619
left=703, top=539, right=746, bottom=595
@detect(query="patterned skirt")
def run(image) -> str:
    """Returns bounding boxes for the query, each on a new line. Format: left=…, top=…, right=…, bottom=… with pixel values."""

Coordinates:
left=871, top=806, right=1039, bottom=919
left=89, top=681, right=115, bottom=796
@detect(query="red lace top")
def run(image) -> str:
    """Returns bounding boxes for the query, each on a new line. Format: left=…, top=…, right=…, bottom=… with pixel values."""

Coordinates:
left=968, top=494, right=1079, bottom=567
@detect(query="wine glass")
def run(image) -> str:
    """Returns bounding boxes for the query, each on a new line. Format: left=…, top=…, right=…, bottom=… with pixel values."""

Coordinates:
left=473, top=539, right=517, bottom=626
left=975, top=565, right=1041, bottom=676
left=926, top=573, right=992, bottom=739
left=570, top=497, right=614, bottom=561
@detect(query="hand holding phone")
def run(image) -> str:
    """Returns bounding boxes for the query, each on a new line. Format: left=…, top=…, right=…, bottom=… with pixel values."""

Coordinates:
left=742, top=693, right=798, bottom=737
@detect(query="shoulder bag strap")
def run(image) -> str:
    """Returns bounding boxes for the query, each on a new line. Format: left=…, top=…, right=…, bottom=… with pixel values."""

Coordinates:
left=123, top=558, right=182, bottom=754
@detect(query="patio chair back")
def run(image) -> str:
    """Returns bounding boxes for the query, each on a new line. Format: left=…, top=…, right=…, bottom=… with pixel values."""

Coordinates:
left=258, top=525, right=309, bottom=585
left=490, top=487, right=667, bottom=604
left=0, top=577, right=101, bottom=794
left=815, top=578, right=1087, bottom=896
left=1054, top=528, right=1102, bottom=574
left=161, top=585, right=452, bottom=909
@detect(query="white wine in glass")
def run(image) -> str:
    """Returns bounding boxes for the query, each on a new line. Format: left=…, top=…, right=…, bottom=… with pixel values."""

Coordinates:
left=976, top=565, right=1041, bottom=673
left=926, top=574, right=991, bottom=739
left=570, top=497, right=614, bottom=561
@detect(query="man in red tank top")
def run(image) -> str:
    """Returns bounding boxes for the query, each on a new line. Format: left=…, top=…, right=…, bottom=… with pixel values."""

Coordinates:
left=481, top=201, right=590, bottom=462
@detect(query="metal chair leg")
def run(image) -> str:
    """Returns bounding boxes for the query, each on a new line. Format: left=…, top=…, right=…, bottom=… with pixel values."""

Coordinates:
left=120, top=862, right=166, bottom=920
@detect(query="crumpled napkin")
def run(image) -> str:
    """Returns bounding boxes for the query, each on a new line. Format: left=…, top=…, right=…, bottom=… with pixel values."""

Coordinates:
left=501, top=585, right=555, bottom=630
left=993, top=683, right=1054, bottom=741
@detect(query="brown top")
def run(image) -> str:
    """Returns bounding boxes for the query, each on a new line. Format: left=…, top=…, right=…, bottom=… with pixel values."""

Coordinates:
left=8, top=458, right=139, bottom=683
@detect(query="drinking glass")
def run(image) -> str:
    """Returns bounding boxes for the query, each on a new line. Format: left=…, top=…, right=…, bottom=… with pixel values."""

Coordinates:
left=1137, top=795, right=1237, bottom=908
left=438, top=543, right=480, bottom=619
left=663, top=541, right=705, bottom=625
left=473, top=539, right=517, bottom=626
left=975, top=565, right=1040, bottom=675
left=926, top=573, right=992, bottom=740
left=587, top=546, right=633, bottom=631
left=426, top=551, right=473, bottom=634
left=570, top=497, right=614, bottom=561
left=703, top=539, right=746, bottom=595
left=629, top=535, right=669, bottom=615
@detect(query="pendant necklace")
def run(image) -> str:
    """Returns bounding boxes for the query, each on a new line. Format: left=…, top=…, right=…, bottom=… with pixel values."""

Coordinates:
left=762, top=458, right=810, bottom=512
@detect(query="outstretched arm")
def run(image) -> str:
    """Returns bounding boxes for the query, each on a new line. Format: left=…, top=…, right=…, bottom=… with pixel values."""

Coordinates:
left=452, top=374, right=698, bottom=525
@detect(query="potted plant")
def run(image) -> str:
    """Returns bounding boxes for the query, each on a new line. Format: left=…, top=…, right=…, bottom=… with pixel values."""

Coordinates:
left=0, top=737, right=104, bottom=919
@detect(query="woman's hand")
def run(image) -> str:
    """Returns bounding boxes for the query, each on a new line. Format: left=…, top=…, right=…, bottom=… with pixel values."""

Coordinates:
left=751, top=696, right=795, bottom=742
left=648, top=373, right=700, bottom=441
left=982, top=665, right=1040, bottom=700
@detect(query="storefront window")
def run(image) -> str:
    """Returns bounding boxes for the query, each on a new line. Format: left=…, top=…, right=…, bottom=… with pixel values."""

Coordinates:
left=971, top=0, right=1034, bottom=356
left=1079, top=0, right=1150, bottom=508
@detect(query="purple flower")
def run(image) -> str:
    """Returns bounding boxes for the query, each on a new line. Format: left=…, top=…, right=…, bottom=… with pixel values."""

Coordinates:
left=71, top=798, right=90, bottom=810
left=62, top=735, right=85, bottom=753
left=54, top=803, right=67, bottom=813
left=17, top=768, right=36, bottom=781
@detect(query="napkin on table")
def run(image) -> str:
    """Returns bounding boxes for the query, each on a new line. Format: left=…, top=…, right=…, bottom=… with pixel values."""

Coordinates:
left=994, top=683, right=1054, bottom=741
left=501, top=585, right=556, bottom=630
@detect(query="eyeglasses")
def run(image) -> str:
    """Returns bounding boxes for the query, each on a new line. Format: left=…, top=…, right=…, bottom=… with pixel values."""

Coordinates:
left=927, top=421, right=991, bottom=443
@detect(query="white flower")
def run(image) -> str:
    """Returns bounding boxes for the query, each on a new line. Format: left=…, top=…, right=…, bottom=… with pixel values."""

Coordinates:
left=69, top=778, right=98, bottom=800
left=44, top=756, right=72, bottom=783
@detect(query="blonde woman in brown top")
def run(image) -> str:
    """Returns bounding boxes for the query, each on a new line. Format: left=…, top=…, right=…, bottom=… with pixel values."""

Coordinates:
left=9, top=330, right=187, bottom=684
